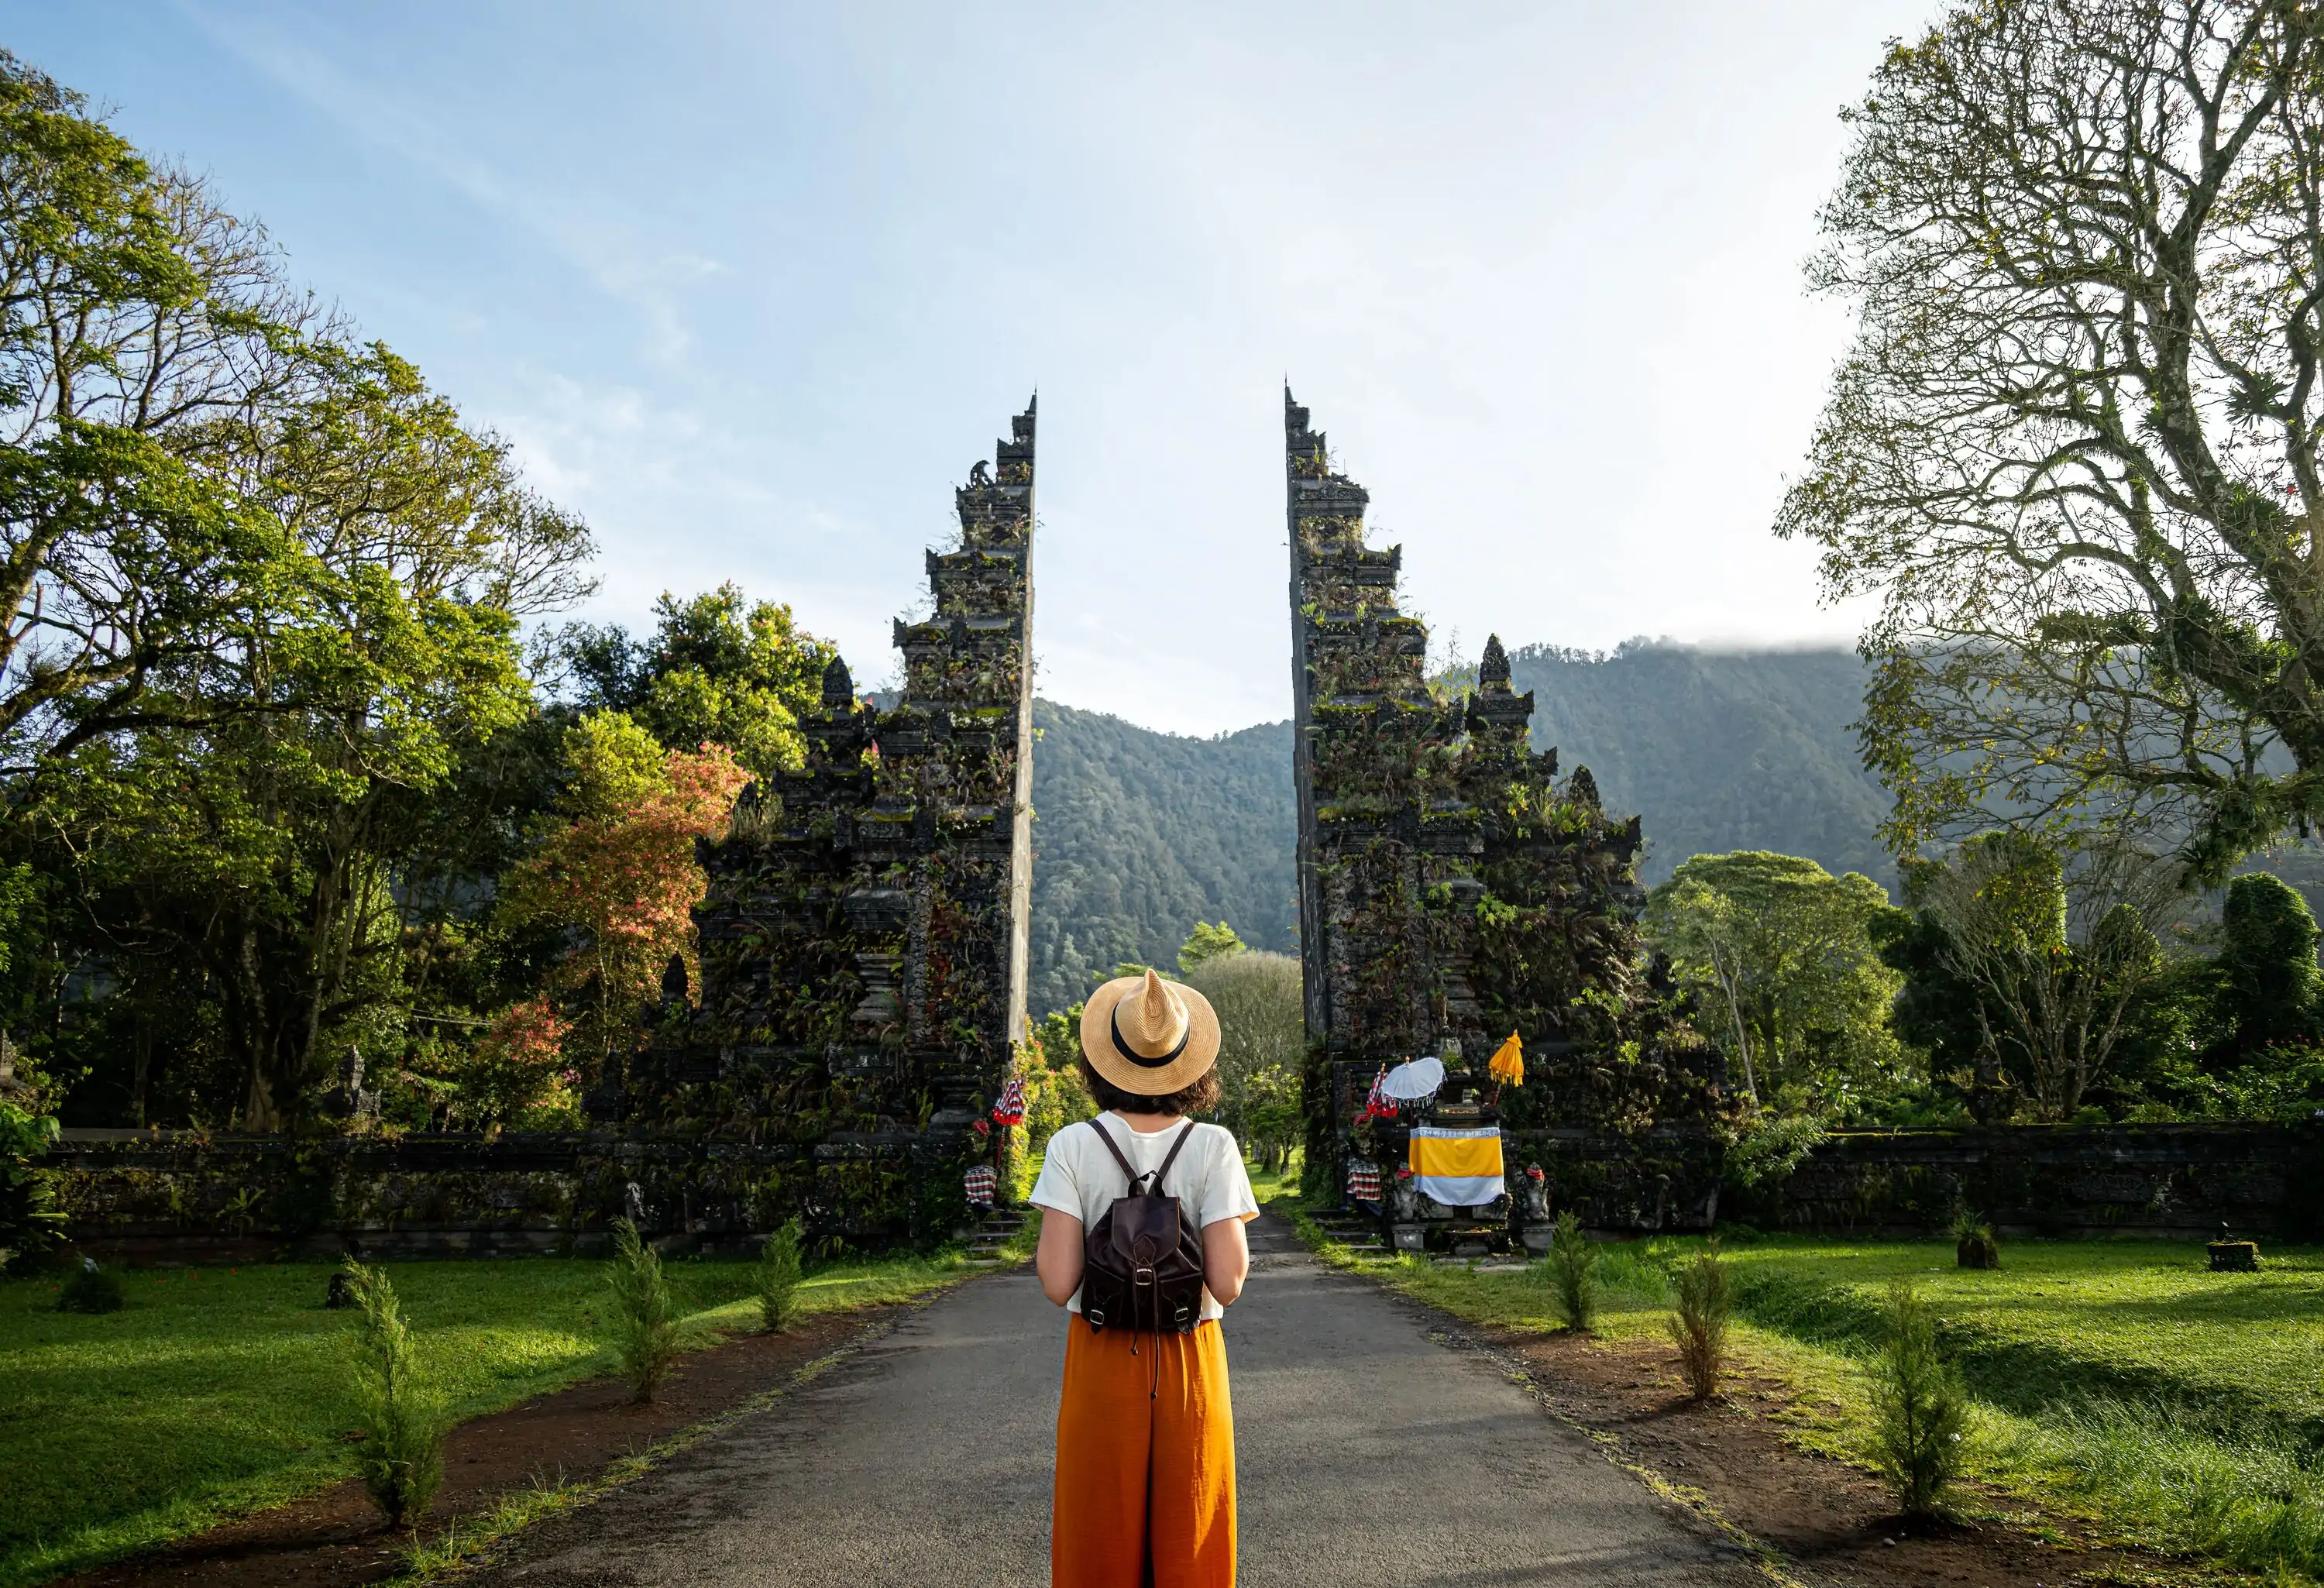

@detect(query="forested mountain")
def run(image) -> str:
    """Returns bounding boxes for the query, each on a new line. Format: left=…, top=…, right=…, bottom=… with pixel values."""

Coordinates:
left=1025, top=645, right=1892, bottom=1016
left=1507, top=644, right=1892, bottom=889
left=1026, top=704, right=1298, bottom=1016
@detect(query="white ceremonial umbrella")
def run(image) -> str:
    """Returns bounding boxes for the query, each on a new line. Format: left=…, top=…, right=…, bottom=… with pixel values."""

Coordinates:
left=1377, top=1056, right=1445, bottom=1102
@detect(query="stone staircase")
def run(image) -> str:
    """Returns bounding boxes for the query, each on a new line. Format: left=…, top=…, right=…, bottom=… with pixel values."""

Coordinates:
left=964, top=1208, right=1027, bottom=1267
left=1305, top=1210, right=1388, bottom=1257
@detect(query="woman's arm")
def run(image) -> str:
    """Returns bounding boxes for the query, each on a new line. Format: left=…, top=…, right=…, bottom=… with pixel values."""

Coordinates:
left=1036, top=1208, right=1085, bottom=1307
left=1201, top=1214, right=1252, bottom=1308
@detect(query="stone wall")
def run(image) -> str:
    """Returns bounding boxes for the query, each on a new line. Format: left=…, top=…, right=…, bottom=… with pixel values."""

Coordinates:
left=43, top=1119, right=2319, bottom=1259
left=43, top=1127, right=971, bottom=1263
left=1738, top=1122, right=2323, bottom=1240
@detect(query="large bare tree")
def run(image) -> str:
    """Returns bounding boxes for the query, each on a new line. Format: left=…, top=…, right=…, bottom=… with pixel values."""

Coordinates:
left=1780, top=2, right=2324, bottom=879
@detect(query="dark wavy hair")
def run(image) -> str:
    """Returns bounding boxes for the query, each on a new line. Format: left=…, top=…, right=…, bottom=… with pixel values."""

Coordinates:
left=1074, top=1050, right=1222, bottom=1119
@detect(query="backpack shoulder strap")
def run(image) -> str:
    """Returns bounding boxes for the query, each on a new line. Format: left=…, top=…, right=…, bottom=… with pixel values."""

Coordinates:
left=1151, top=1119, right=1199, bottom=1196
left=1088, top=1117, right=1143, bottom=1189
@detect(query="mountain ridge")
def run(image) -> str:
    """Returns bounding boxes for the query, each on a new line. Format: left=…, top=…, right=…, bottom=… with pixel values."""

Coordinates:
left=1025, top=643, right=1888, bottom=1016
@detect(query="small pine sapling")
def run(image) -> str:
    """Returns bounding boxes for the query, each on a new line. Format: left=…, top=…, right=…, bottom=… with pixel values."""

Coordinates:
left=57, top=1256, right=124, bottom=1314
left=342, top=1259, right=443, bottom=1530
left=1868, top=1277, right=1968, bottom=1520
left=755, top=1220, right=805, bottom=1333
left=1666, top=1243, right=1731, bottom=1400
left=607, top=1218, right=679, bottom=1401
left=1542, top=1210, right=1600, bottom=1332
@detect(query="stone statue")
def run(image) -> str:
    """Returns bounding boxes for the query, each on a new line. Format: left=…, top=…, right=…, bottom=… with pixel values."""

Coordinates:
left=1518, top=1164, right=1551, bottom=1226
left=1390, top=1169, right=1422, bottom=1223
left=327, top=1048, right=380, bottom=1122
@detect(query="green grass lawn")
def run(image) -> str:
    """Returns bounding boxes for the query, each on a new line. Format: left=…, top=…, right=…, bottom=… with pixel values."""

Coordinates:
left=1297, top=1223, right=2324, bottom=1583
left=0, top=1248, right=984, bottom=1587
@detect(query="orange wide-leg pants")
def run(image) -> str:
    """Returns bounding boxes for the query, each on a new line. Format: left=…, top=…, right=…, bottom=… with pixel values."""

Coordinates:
left=1052, top=1315, right=1236, bottom=1587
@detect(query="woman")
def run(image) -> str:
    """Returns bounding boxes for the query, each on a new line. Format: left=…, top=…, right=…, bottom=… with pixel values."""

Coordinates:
left=1030, top=968, right=1260, bottom=1588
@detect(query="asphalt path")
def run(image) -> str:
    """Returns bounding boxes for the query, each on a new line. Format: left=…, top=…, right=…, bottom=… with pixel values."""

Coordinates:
left=482, top=1215, right=1760, bottom=1586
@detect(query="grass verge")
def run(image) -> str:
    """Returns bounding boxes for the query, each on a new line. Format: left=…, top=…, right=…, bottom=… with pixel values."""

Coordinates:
left=1284, top=1218, right=2324, bottom=1583
left=387, top=1323, right=890, bottom=1583
left=0, top=1245, right=988, bottom=1586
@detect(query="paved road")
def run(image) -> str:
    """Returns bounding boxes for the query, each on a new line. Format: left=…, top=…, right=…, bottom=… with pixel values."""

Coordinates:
left=483, top=1217, right=1759, bottom=1586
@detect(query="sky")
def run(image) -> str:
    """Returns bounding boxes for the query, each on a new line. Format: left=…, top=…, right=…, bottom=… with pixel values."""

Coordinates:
left=12, top=1, right=1934, bottom=736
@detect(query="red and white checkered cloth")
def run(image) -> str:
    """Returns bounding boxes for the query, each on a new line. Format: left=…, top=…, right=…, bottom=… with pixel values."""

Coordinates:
left=991, top=1071, right=1027, bottom=1127
left=1364, top=1065, right=1397, bottom=1119
left=962, top=1164, right=998, bottom=1207
left=1346, top=1160, right=1383, bottom=1202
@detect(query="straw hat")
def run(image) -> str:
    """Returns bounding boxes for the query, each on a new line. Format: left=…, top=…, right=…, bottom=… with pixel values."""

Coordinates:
left=1079, top=968, right=1222, bottom=1096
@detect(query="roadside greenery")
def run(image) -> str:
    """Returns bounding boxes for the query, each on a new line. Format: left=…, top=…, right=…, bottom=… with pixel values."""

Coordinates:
left=1305, top=1226, right=2324, bottom=1579
left=606, top=1220, right=682, bottom=1404
left=1541, top=1212, right=1600, bottom=1333
left=340, top=1260, right=444, bottom=1529
left=0, top=1246, right=985, bottom=1586
left=1665, top=1244, right=1729, bottom=1402
left=755, top=1221, right=804, bottom=1333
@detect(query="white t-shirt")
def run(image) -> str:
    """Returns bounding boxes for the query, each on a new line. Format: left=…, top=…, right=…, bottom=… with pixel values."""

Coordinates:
left=1029, top=1115, right=1260, bottom=1322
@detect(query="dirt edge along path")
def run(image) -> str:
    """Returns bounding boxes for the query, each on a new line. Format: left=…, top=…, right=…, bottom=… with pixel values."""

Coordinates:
left=1306, top=1232, right=2196, bottom=1588
left=53, top=1300, right=929, bottom=1588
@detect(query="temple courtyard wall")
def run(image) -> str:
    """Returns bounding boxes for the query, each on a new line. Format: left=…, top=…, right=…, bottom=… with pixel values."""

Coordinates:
left=36, top=1118, right=2317, bottom=1263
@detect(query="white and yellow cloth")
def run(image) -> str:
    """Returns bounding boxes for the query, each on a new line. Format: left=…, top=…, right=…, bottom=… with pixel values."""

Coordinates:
left=1407, top=1124, right=1505, bottom=1208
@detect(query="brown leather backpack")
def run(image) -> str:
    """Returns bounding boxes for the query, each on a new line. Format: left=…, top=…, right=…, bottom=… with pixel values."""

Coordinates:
left=1080, top=1118, right=1208, bottom=1336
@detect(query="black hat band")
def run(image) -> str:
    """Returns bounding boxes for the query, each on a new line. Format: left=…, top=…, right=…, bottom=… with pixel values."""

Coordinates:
left=1110, top=1000, right=1191, bottom=1070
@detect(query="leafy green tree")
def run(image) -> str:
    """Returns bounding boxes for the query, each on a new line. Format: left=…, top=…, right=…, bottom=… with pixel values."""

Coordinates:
left=1184, top=949, right=1304, bottom=1158
left=0, top=52, right=318, bottom=770
left=564, top=584, right=834, bottom=781
left=1642, top=851, right=1905, bottom=1110
left=1778, top=2, right=2324, bottom=879
left=33, top=346, right=590, bottom=1128
left=1893, top=834, right=2174, bottom=1120
left=2212, top=873, right=2322, bottom=1058
left=1177, top=920, right=1246, bottom=974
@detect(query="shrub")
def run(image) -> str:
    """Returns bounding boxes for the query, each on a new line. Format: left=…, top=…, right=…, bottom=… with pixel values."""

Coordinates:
left=607, top=1218, right=679, bottom=1401
left=1666, top=1244, right=1731, bottom=1400
left=56, top=1256, right=123, bottom=1314
left=1951, top=1208, right=1999, bottom=1269
left=755, top=1220, right=805, bottom=1333
left=0, top=1098, right=62, bottom=1272
left=1868, top=1277, right=1968, bottom=1519
left=342, top=1259, right=444, bottom=1529
left=1542, top=1211, right=1600, bottom=1332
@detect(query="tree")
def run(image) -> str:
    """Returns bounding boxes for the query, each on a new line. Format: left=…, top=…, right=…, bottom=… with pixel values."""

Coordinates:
left=1184, top=949, right=1304, bottom=1162
left=1779, top=2, right=2324, bottom=880
left=1898, top=833, right=2174, bottom=1119
left=0, top=54, right=321, bottom=772
left=2212, top=871, right=2322, bottom=1056
left=28, top=345, right=590, bottom=1129
left=496, top=711, right=749, bottom=1078
left=1177, top=920, right=1246, bottom=974
left=1642, top=851, right=1906, bottom=1111
left=562, top=585, right=834, bottom=782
